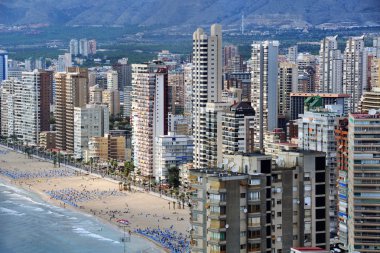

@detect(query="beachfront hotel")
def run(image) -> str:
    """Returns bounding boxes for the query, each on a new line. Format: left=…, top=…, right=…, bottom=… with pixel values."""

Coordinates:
left=55, top=67, right=89, bottom=154
left=131, top=61, right=168, bottom=177
left=0, top=70, right=52, bottom=145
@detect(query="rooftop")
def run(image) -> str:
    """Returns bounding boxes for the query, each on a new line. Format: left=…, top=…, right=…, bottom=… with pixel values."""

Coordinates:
left=290, top=92, right=350, bottom=98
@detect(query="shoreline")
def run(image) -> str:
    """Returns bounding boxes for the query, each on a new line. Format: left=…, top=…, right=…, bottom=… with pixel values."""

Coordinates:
left=0, top=146, right=190, bottom=252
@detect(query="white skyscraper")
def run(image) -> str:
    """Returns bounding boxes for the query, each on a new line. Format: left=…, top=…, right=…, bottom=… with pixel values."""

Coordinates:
left=318, top=36, right=343, bottom=93
left=106, top=70, right=118, bottom=90
left=251, top=40, right=279, bottom=151
left=131, top=62, right=168, bottom=177
left=343, top=36, right=365, bottom=113
left=79, top=38, right=88, bottom=57
left=69, top=39, right=79, bottom=56
left=192, top=24, right=223, bottom=169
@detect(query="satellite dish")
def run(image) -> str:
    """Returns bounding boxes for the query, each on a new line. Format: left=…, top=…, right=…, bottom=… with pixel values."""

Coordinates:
left=369, top=109, right=377, bottom=115
left=228, top=162, right=235, bottom=168
left=231, top=166, right=238, bottom=173
left=243, top=208, right=247, bottom=213
left=225, top=224, right=229, bottom=229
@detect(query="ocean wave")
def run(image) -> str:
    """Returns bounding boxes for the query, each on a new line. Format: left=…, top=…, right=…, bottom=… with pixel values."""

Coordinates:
left=0, top=207, right=25, bottom=216
left=72, top=226, right=120, bottom=244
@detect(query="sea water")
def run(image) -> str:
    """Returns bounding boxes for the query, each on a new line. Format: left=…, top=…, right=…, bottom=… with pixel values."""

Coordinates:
left=0, top=179, right=164, bottom=253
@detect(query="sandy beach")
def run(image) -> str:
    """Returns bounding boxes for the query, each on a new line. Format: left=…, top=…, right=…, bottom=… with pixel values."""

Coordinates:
left=0, top=146, right=190, bottom=252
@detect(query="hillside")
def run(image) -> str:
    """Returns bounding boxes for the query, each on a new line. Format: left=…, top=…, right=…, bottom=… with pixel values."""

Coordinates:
left=0, top=0, right=379, bottom=28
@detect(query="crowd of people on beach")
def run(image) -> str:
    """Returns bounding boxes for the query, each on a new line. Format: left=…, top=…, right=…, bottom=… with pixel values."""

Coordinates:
left=135, top=227, right=190, bottom=253
left=0, top=168, right=75, bottom=180
left=44, top=188, right=127, bottom=207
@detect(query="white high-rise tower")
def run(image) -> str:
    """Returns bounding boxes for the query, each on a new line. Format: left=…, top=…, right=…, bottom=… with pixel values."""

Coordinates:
left=192, top=24, right=223, bottom=169
left=343, top=36, right=365, bottom=113
left=251, top=41, right=279, bottom=151
left=318, top=36, right=343, bottom=93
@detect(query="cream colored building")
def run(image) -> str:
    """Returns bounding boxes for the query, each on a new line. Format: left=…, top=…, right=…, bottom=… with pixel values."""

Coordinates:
left=55, top=67, right=89, bottom=153
left=87, top=134, right=125, bottom=162
left=102, top=89, right=120, bottom=116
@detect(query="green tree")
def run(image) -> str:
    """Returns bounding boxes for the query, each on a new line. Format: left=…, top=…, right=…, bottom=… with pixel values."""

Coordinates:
left=123, top=161, right=135, bottom=178
left=168, top=167, right=180, bottom=188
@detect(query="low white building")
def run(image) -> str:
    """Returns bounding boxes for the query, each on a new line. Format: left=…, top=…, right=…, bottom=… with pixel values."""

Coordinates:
left=153, top=132, right=193, bottom=181
left=73, top=104, right=109, bottom=159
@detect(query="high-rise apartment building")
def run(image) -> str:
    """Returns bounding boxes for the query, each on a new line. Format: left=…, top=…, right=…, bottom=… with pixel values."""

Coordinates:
left=0, top=79, right=21, bottom=139
left=113, top=58, right=132, bottom=92
left=359, top=87, right=380, bottom=113
left=87, top=39, right=97, bottom=55
left=0, top=50, right=8, bottom=81
left=73, top=104, right=109, bottom=159
left=335, top=118, right=349, bottom=247
left=79, top=38, right=88, bottom=57
left=297, top=105, right=344, bottom=234
left=272, top=151, right=329, bottom=251
left=223, top=44, right=238, bottom=68
left=102, top=89, right=120, bottom=116
left=69, top=39, right=79, bottom=56
left=343, top=36, right=365, bottom=113
left=0, top=70, right=52, bottom=145
left=55, top=67, right=89, bottom=153
left=251, top=40, right=279, bottom=151
left=183, top=63, right=193, bottom=117
left=106, top=70, right=118, bottom=91
left=205, top=102, right=230, bottom=168
left=318, top=36, right=343, bottom=93
left=168, top=71, right=185, bottom=114
left=345, top=112, right=380, bottom=253
left=278, top=62, right=298, bottom=121
left=89, top=84, right=103, bottom=104
left=189, top=169, right=272, bottom=253
left=131, top=62, right=168, bottom=177
left=57, top=53, right=72, bottom=72
left=221, top=102, right=255, bottom=156
left=287, top=45, right=298, bottom=63
left=192, top=24, right=223, bottom=168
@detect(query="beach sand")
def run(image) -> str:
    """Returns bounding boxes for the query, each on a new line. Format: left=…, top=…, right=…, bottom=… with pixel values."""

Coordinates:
left=0, top=146, right=190, bottom=250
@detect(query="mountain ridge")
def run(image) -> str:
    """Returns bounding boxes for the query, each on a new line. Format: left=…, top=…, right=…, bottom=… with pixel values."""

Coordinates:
left=1, top=0, right=379, bottom=28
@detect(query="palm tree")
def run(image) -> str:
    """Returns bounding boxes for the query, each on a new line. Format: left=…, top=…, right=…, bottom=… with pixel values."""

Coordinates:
left=124, top=161, right=135, bottom=178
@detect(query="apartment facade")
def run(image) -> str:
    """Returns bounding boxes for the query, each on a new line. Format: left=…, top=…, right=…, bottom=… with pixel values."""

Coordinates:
left=73, top=104, right=109, bottom=159
left=297, top=105, right=343, bottom=234
left=192, top=24, right=223, bottom=169
left=131, top=62, right=168, bottom=176
left=55, top=67, right=89, bottom=153
left=251, top=40, right=279, bottom=151
left=221, top=102, right=255, bottom=156
left=153, top=132, right=193, bottom=180
left=346, top=113, right=380, bottom=253
left=189, top=169, right=271, bottom=253
left=343, top=36, right=365, bottom=113
left=272, top=151, right=329, bottom=252
left=88, top=135, right=125, bottom=162
left=318, top=36, right=343, bottom=93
